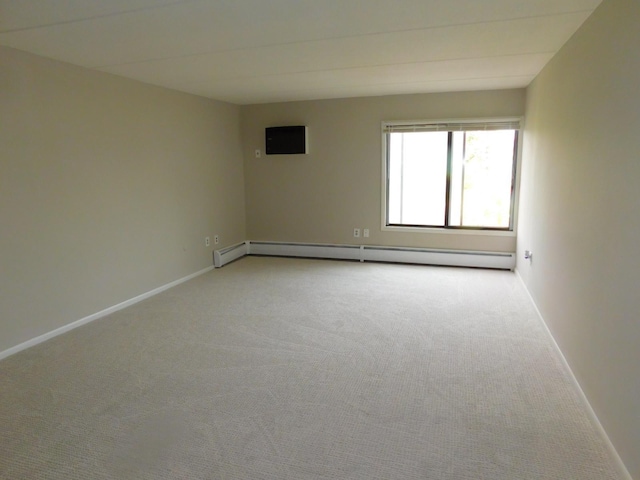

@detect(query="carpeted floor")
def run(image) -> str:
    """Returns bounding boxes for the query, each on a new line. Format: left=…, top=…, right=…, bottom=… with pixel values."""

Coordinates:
left=0, top=256, right=625, bottom=479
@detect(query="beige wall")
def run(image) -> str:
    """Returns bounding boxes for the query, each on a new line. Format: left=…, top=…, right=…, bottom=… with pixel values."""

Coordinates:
left=517, top=0, right=640, bottom=477
left=241, top=90, right=525, bottom=252
left=0, top=47, right=246, bottom=353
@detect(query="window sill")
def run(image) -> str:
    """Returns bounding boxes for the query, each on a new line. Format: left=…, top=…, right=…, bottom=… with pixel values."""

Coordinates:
left=381, top=225, right=516, bottom=237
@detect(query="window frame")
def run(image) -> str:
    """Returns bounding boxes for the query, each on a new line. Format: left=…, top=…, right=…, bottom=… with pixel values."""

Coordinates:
left=381, top=117, right=523, bottom=237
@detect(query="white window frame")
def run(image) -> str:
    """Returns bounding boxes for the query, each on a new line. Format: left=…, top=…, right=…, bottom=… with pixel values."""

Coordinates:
left=380, top=117, right=523, bottom=237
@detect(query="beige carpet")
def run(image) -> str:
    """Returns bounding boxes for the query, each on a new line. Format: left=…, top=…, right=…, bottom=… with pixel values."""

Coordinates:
left=0, top=256, right=625, bottom=479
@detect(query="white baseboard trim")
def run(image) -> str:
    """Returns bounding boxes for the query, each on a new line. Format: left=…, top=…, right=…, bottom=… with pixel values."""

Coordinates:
left=215, top=240, right=515, bottom=270
left=0, top=265, right=215, bottom=362
left=514, top=269, right=633, bottom=480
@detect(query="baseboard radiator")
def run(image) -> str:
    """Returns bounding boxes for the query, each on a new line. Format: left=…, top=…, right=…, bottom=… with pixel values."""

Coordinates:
left=213, top=241, right=249, bottom=268
left=214, top=241, right=515, bottom=270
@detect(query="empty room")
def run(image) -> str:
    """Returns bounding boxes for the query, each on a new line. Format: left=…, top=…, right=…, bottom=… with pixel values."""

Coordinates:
left=1, top=0, right=638, bottom=478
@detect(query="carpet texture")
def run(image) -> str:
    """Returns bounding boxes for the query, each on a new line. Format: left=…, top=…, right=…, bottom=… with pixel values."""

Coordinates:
left=0, top=257, right=625, bottom=479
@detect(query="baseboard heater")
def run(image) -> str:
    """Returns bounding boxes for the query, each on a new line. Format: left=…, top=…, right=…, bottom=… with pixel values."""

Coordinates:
left=213, top=241, right=249, bottom=268
left=214, top=241, right=515, bottom=270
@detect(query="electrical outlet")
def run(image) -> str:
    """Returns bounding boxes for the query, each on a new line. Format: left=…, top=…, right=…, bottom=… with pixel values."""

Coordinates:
left=205, top=236, right=210, bottom=247
left=214, top=235, right=219, bottom=244
left=353, top=228, right=360, bottom=238
left=255, top=149, right=261, bottom=158
left=363, top=229, right=369, bottom=238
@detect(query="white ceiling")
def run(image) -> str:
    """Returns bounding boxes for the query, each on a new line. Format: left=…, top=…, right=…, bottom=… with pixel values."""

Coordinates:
left=0, top=0, right=602, bottom=105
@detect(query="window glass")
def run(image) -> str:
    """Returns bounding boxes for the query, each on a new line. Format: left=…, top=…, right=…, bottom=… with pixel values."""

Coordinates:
left=388, top=131, right=447, bottom=226
left=386, top=125, right=518, bottom=230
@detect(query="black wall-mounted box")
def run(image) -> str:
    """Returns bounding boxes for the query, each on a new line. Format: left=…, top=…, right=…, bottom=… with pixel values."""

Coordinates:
left=265, top=126, right=308, bottom=155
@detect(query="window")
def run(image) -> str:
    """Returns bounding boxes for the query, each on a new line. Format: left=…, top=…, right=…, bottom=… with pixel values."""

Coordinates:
left=383, top=119, right=520, bottom=231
